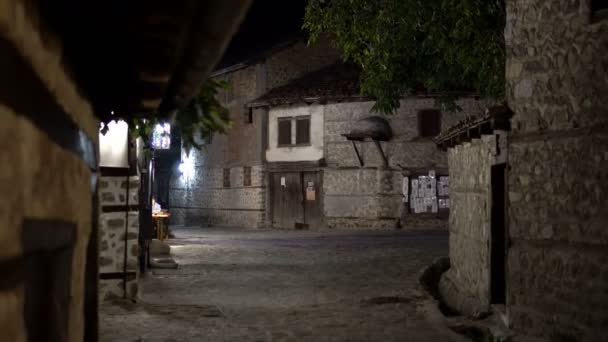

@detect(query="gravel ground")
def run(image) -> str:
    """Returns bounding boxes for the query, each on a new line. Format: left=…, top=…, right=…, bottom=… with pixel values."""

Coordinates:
left=100, top=227, right=467, bottom=342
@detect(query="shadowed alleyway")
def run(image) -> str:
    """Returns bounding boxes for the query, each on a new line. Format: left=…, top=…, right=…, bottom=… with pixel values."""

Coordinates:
left=100, top=228, right=466, bottom=341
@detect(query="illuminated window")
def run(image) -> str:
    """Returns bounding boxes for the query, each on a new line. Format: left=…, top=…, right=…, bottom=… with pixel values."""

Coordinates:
left=152, top=123, right=171, bottom=149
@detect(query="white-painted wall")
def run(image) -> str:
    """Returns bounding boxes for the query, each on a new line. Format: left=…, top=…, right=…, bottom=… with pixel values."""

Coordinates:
left=266, top=105, right=324, bottom=162
left=99, top=120, right=129, bottom=167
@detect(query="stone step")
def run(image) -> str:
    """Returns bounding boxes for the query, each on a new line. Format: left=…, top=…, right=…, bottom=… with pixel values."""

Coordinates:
left=150, top=256, right=178, bottom=269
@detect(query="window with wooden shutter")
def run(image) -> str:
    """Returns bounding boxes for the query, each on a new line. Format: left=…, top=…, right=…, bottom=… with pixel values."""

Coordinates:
left=418, top=109, right=442, bottom=138
left=278, top=118, right=292, bottom=146
left=223, top=168, right=230, bottom=188
left=243, top=166, right=251, bottom=186
left=296, top=116, right=311, bottom=145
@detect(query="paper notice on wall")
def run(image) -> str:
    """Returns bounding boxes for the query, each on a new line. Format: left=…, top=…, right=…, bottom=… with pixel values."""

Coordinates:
left=402, top=177, right=409, bottom=197
left=431, top=196, right=438, bottom=213
left=411, top=179, right=419, bottom=198
left=423, top=197, right=432, bottom=207
left=420, top=198, right=427, bottom=213
left=306, top=187, right=316, bottom=201
left=425, top=179, right=435, bottom=198
left=414, top=198, right=422, bottom=213
left=280, top=177, right=286, bottom=187
left=418, top=177, right=426, bottom=196
left=438, top=176, right=450, bottom=196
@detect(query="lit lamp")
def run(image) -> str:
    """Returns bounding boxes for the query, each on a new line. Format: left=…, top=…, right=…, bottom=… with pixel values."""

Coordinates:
left=178, top=153, right=194, bottom=180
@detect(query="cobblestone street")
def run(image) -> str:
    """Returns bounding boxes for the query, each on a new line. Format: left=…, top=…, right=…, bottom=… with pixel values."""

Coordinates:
left=100, top=227, right=466, bottom=341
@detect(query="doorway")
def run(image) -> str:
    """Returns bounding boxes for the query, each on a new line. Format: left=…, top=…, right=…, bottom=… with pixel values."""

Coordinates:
left=490, top=164, right=507, bottom=304
left=271, top=171, right=322, bottom=229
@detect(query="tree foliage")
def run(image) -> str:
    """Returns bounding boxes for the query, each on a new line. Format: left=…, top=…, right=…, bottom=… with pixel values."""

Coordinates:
left=304, top=0, right=506, bottom=113
left=101, top=79, right=231, bottom=152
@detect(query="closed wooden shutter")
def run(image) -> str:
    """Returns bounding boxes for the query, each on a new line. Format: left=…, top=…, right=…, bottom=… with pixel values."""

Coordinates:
left=223, top=168, right=230, bottom=188
left=296, top=117, right=310, bottom=145
left=243, top=167, right=252, bottom=186
left=418, top=109, right=441, bottom=137
left=278, top=119, right=292, bottom=146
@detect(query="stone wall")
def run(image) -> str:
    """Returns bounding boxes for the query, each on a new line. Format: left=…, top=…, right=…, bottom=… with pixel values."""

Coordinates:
left=0, top=1, right=99, bottom=340
left=505, top=0, right=608, bottom=339
left=438, top=133, right=507, bottom=316
left=169, top=165, right=266, bottom=228
left=323, top=98, right=486, bottom=229
left=98, top=176, right=140, bottom=301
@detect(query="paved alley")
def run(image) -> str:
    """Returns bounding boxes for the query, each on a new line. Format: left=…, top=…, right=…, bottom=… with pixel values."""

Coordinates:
left=100, top=227, right=466, bottom=342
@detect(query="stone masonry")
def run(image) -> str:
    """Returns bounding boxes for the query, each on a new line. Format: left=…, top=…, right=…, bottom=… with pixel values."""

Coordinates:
left=99, top=176, right=140, bottom=301
left=323, top=98, right=489, bottom=229
left=0, top=1, right=99, bottom=340
left=438, top=132, right=508, bottom=316
left=504, top=0, right=608, bottom=339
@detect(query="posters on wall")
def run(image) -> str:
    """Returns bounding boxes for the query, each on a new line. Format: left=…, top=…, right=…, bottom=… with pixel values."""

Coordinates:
left=438, top=176, right=449, bottom=196
left=407, top=170, right=450, bottom=214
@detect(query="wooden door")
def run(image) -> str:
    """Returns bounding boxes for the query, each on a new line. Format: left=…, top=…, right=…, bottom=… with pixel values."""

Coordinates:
left=303, top=172, right=322, bottom=229
left=272, top=172, right=304, bottom=229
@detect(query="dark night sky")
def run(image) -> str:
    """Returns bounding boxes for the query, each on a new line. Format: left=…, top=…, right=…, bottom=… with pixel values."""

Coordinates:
left=216, top=0, right=309, bottom=69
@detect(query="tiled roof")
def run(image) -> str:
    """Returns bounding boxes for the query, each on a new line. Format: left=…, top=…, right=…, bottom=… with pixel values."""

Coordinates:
left=249, top=63, right=366, bottom=106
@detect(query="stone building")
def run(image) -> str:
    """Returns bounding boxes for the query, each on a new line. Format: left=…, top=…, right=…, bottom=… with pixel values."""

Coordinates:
left=437, top=0, right=608, bottom=340
left=168, top=38, right=341, bottom=227
left=249, top=63, right=489, bottom=229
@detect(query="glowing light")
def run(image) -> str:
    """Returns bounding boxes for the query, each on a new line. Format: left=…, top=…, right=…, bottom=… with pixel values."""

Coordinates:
left=110, top=110, right=115, bottom=116
left=152, top=122, right=171, bottom=149
left=179, top=152, right=194, bottom=181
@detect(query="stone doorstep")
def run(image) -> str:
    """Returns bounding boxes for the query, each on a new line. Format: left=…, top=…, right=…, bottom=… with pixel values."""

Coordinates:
left=149, top=239, right=171, bottom=256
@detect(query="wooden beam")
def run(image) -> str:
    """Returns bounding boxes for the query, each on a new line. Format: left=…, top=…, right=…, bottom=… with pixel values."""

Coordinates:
left=373, top=139, right=389, bottom=168
left=351, top=140, right=364, bottom=167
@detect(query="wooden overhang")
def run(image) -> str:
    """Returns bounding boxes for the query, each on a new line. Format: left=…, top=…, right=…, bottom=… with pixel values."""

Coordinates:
left=342, top=116, right=393, bottom=168
left=36, top=0, right=252, bottom=121
left=434, top=105, right=513, bottom=151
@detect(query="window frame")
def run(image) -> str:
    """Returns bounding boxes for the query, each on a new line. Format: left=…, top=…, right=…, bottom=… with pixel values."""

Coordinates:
left=276, top=115, right=312, bottom=147
left=417, top=109, right=442, bottom=138
left=277, top=117, right=293, bottom=147
left=295, top=115, right=311, bottom=146
left=243, top=166, right=252, bottom=187
left=223, top=168, right=231, bottom=188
